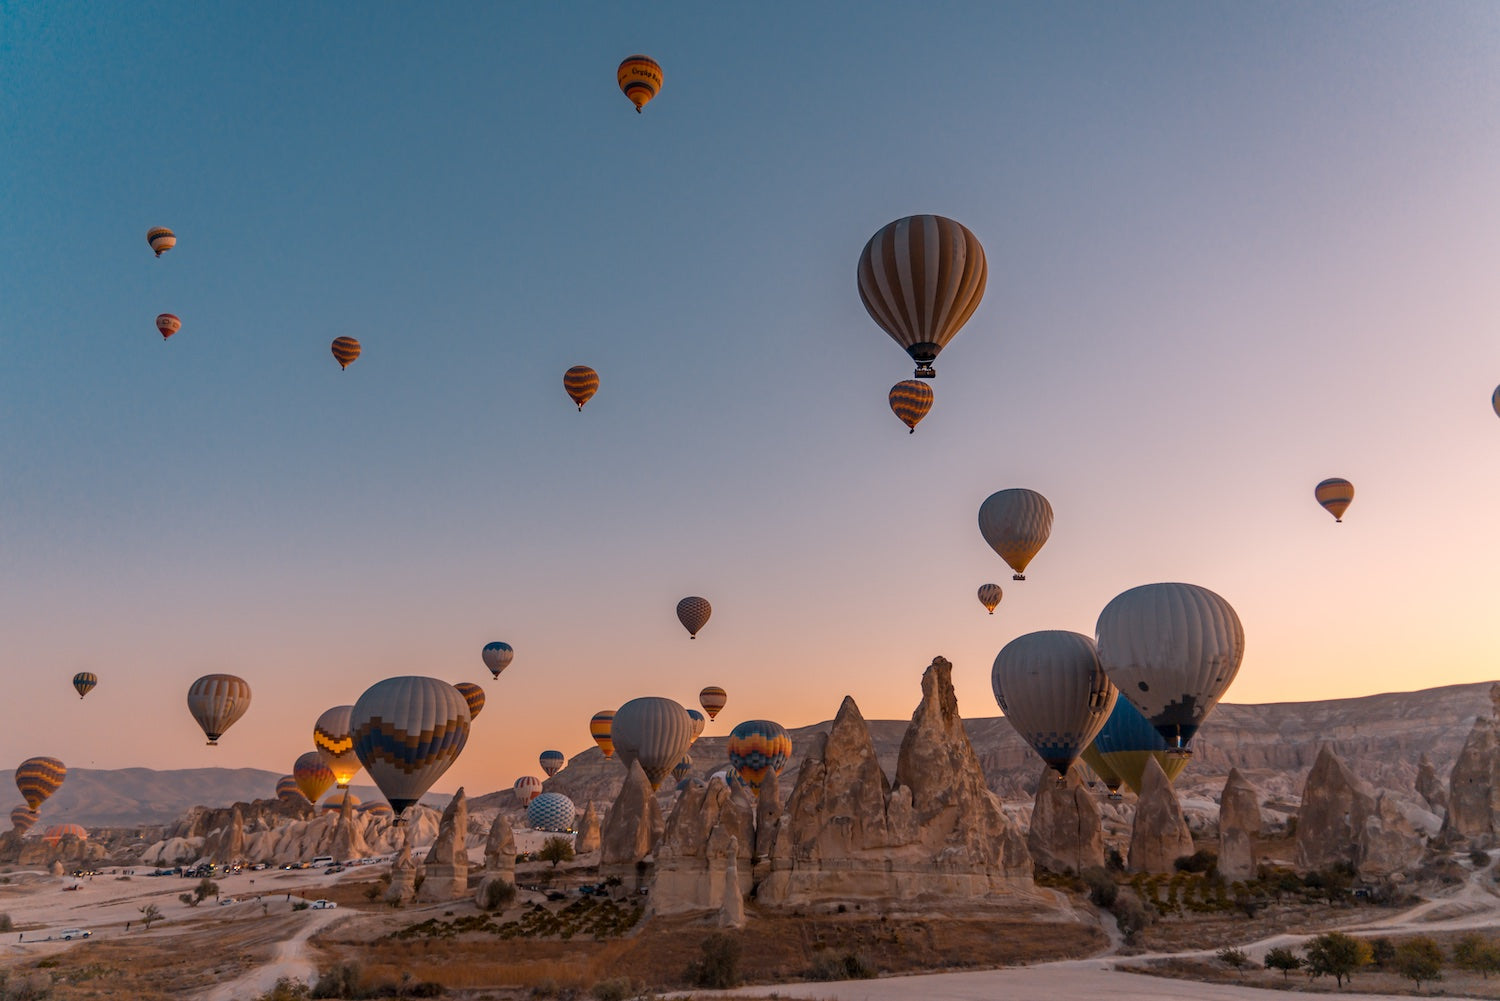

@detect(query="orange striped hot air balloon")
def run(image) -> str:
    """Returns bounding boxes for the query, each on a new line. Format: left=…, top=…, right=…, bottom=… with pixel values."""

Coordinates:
left=15, top=757, right=66, bottom=812
left=156, top=313, right=182, bottom=340
left=275, top=775, right=303, bottom=803
left=294, top=751, right=335, bottom=804
left=147, top=226, right=176, bottom=256
left=888, top=380, right=934, bottom=433
left=590, top=709, right=616, bottom=758
left=564, top=365, right=599, bottom=411
left=454, top=682, right=485, bottom=720
left=1315, top=477, right=1354, bottom=523
left=331, top=336, right=361, bottom=369
left=9, top=806, right=39, bottom=835
left=617, top=55, right=662, bottom=113
left=698, top=686, right=727, bottom=721
left=676, top=596, right=711, bottom=639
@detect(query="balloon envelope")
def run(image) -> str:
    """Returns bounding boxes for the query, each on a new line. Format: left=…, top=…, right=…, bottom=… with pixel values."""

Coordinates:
left=977, top=584, right=1003, bottom=615
left=156, top=313, right=182, bottom=340
left=72, top=672, right=97, bottom=699
left=699, top=687, right=727, bottom=720
left=1095, top=582, right=1244, bottom=750
left=978, top=488, right=1053, bottom=580
left=1314, top=477, right=1354, bottom=522
left=857, top=215, right=987, bottom=378
left=617, top=55, right=662, bottom=112
left=888, top=380, right=934, bottom=433
left=187, top=674, right=251, bottom=745
left=612, top=696, right=694, bottom=790
left=727, top=719, right=792, bottom=793
left=1083, top=697, right=1191, bottom=795
left=331, top=336, right=362, bottom=369
left=351, top=676, right=471, bottom=816
left=991, top=630, right=1117, bottom=777
left=527, top=792, right=576, bottom=832
left=686, top=709, right=706, bottom=743
left=15, top=757, right=65, bottom=812
left=9, top=806, right=39, bottom=835
left=564, top=365, right=599, bottom=411
left=314, top=705, right=362, bottom=788
left=539, top=750, right=565, bottom=777
left=590, top=709, right=616, bottom=758
left=677, top=597, right=711, bottom=638
left=294, top=751, right=335, bottom=804
left=147, top=226, right=176, bottom=256
left=275, top=775, right=303, bottom=803
left=453, top=682, right=485, bottom=720
left=672, top=755, right=694, bottom=782
left=514, top=775, right=543, bottom=805
left=42, top=823, right=87, bottom=844
left=482, top=642, right=514, bottom=678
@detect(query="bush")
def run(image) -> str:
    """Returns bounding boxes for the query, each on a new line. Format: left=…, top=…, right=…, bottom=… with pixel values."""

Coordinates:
left=310, top=961, right=361, bottom=998
left=1470, top=849, right=1491, bottom=867
left=179, top=893, right=199, bottom=908
left=686, top=932, right=741, bottom=989
left=1104, top=846, right=1125, bottom=872
left=1174, top=849, right=1218, bottom=874
left=540, top=837, right=576, bottom=868
left=1109, top=890, right=1154, bottom=943
left=194, top=878, right=219, bottom=902
left=1264, top=946, right=1302, bottom=979
left=1393, top=936, right=1444, bottom=989
left=1081, top=867, right=1117, bottom=908
left=589, top=978, right=633, bottom=1001
left=808, top=951, right=876, bottom=980
left=480, top=878, right=517, bottom=911
left=253, top=980, right=309, bottom=1001
left=1217, top=947, right=1249, bottom=971
left=0, top=914, right=11, bottom=933
left=291, top=900, right=310, bottom=911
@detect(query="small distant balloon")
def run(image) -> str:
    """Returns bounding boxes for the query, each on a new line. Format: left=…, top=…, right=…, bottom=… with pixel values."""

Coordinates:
left=454, top=682, right=485, bottom=720
left=1314, top=478, right=1354, bottom=523
left=888, top=380, right=934, bottom=433
left=294, top=751, right=335, bottom=805
left=677, top=596, right=711, bottom=639
left=156, top=313, right=182, bottom=340
left=590, top=709, right=616, bottom=758
left=564, top=365, right=599, bottom=411
left=699, top=686, right=727, bottom=720
left=482, top=641, right=514, bottom=678
left=72, top=672, right=98, bottom=699
left=687, top=708, right=706, bottom=743
left=978, top=488, right=1054, bottom=580
left=10, top=806, right=40, bottom=835
left=977, top=584, right=1003, bottom=615
left=672, top=755, right=693, bottom=783
left=539, top=750, right=565, bottom=777
left=186, top=674, right=251, bottom=746
left=617, top=55, right=662, bottom=113
left=514, top=775, right=543, bottom=805
left=147, top=226, right=176, bottom=257
left=275, top=775, right=303, bottom=803
left=331, top=336, right=361, bottom=370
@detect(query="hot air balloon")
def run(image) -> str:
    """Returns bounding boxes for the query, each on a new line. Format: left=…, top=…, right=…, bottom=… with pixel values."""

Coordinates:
left=514, top=775, right=543, bottom=805
left=319, top=791, right=361, bottom=815
left=275, top=775, right=303, bottom=803
left=978, top=488, right=1053, bottom=581
left=672, top=755, right=693, bottom=783
left=156, top=313, right=182, bottom=340
left=857, top=215, right=987, bottom=379
left=361, top=801, right=394, bottom=818
left=186, top=674, right=251, bottom=746
left=677, top=597, right=711, bottom=639
left=482, top=641, right=514, bottom=678
left=42, top=823, right=87, bottom=845
left=9, top=806, right=39, bottom=835
left=351, top=676, right=470, bottom=819
left=147, top=226, right=176, bottom=256
left=294, top=751, right=335, bottom=804
left=686, top=709, right=706, bottom=744
left=1082, top=697, right=1190, bottom=796
left=888, top=380, right=934, bottom=433
left=454, top=682, right=485, bottom=720
left=564, top=365, right=599, bottom=411
left=527, top=792, right=576, bottom=832
left=539, top=750, right=565, bottom=777
left=314, top=705, right=362, bottom=788
left=1315, top=478, right=1354, bottom=523
left=612, top=697, right=694, bottom=790
left=15, top=757, right=65, bottom=812
left=991, top=631, right=1117, bottom=778
left=590, top=709, right=616, bottom=758
left=699, top=687, right=727, bottom=720
left=727, top=720, right=791, bottom=793
left=978, top=583, right=1003, bottom=615
left=1095, top=582, right=1244, bottom=752
left=617, top=55, right=662, bottom=113
left=1493, top=385, right=1500, bottom=418
left=72, top=672, right=97, bottom=699
left=331, top=336, right=361, bottom=370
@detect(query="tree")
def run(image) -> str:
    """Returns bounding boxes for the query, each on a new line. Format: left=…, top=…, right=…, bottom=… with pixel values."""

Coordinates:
left=138, top=902, right=163, bottom=930
left=539, top=836, right=575, bottom=868
left=1304, top=932, right=1372, bottom=988
left=1454, top=934, right=1500, bottom=979
left=1393, top=936, right=1444, bottom=990
left=1264, top=945, right=1303, bottom=979
left=1217, top=947, right=1249, bottom=972
left=179, top=892, right=200, bottom=907
left=194, top=878, right=219, bottom=903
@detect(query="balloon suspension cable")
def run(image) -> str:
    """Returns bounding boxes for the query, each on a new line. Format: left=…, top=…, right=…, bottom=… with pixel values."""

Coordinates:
left=908, top=427, right=915, bottom=435
left=635, top=107, right=643, bottom=114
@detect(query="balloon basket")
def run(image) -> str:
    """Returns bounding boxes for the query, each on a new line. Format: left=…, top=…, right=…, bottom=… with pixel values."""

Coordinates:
left=1012, top=574, right=1026, bottom=581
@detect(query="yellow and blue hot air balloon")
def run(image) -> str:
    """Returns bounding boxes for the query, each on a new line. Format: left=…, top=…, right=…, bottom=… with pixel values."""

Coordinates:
left=888, top=380, right=934, bottom=433
left=1314, top=477, right=1354, bottom=523
left=72, top=672, right=98, bottom=699
left=564, top=365, right=599, bottom=411
left=617, top=55, right=662, bottom=113
left=351, top=676, right=471, bottom=820
left=293, top=751, right=335, bottom=805
left=686, top=708, right=705, bottom=744
left=1083, top=698, right=1190, bottom=796
left=590, top=709, right=616, bottom=758
left=672, top=755, right=693, bottom=783
left=727, top=720, right=792, bottom=793
left=15, top=757, right=66, bottom=812
left=454, top=682, right=485, bottom=721
left=539, top=750, right=565, bottom=777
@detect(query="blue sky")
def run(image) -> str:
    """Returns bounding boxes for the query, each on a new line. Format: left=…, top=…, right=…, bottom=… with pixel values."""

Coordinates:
left=2, top=1, right=1498, bottom=797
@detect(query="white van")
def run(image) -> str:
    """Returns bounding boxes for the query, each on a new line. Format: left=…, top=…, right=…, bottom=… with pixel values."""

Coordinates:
left=310, top=856, right=335, bottom=867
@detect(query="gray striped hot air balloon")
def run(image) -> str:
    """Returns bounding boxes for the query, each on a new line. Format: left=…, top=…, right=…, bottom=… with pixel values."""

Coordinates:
left=1095, top=583, right=1244, bottom=752
left=977, top=583, right=1003, bottom=615
left=612, top=696, right=694, bottom=790
left=978, top=488, right=1053, bottom=581
left=351, top=676, right=470, bottom=819
left=676, top=597, right=711, bottom=639
left=186, top=674, right=251, bottom=746
left=857, top=215, right=987, bottom=379
left=992, top=631, right=1117, bottom=778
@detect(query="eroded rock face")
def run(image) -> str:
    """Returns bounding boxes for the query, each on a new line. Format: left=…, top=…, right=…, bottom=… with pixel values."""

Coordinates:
left=1128, top=756, right=1194, bottom=874
left=650, top=777, right=753, bottom=915
left=474, top=811, right=517, bottom=908
left=1441, top=689, right=1500, bottom=846
left=1217, top=768, right=1261, bottom=881
left=1296, top=744, right=1374, bottom=871
left=330, top=793, right=372, bottom=863
left=760, top=660, right=1034, bottom=907
left=719, top=836, right=746, bottom=929
left=1416, top=754, right=1448, bottom=815
left=576, top=802, right=601, bottom=855
left=754, top=771, right=783, bottom=861
left=386, top=834, right=417, bottom=906
left=1360, top=792, right=1425, bottom=878
left=418, top=788, right=468, bottom=901
left=601, top=760, right=662, bottom=883
left=1026, top=765, right=1103, bottom=875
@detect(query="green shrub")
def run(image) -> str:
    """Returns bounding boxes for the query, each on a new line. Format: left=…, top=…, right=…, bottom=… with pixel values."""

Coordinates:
left=291, top=900, right=310, bottom=911
left=1174, top=849, right=1217, bottom=874
left=686, top=932, right=741, bottom=989
left=1217, top=947, right=1249, bottom=971
left=311, top=961, right=361, bottom=998
left=808, top=951, right=876, bottom=980
left=1081, top=867, right=1117, bottom=908
left=1265, top=946, right=1302, bottom=979
left=480, top=878, right=517, bottom=911
left=589, top=978, right=633, bottom=1001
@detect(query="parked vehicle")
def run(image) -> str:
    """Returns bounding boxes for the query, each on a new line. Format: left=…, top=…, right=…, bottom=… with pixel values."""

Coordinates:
left=310, top=899, right=337, bottom=909
left=56, top=929, right=90, bottom=940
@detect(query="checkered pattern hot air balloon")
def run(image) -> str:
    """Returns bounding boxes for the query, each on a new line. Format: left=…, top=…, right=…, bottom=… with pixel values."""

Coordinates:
left=726, top=720, right=792, bottom=793
left=526, top=792, right=576, bottom=832
left=676, top=597, right=711, bottom=639
left=15, top=757, right=66, bottom=812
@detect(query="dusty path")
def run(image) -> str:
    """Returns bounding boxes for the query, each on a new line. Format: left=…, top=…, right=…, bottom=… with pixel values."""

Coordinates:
left=196, top=909, right=342, bottom=1001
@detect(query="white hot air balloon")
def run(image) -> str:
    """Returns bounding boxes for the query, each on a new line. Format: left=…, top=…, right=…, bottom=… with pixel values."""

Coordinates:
left=350, top=676, right=470, bottom=820
left=611, top=697, right=694, bottom=790
left=1095, top=583, right=1244, bottom=752
left=991, top=630, right=1117, bottom=778
left=978, top=488, right=1054, bottom=580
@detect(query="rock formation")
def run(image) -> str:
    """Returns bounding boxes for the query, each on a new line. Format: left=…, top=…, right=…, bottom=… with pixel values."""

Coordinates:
left=575, top=801, right=601, bottom=854
left=1416, top=753, right=1448, bottom=814
left=329, top=793, right=372, bottom=862
left=1026, top=765, right=1103, bottom=875
left=754, top=771, right=782, bottom=861
left=418, top=788, right=469, bottom=901
left=601, top=760, right=663, bottom=885
left=203, top=805, right=247, bottom=863
left=1217, top=768, right=1261, bottom=880
left=1127, top=756, right=1194, bottom=873
left=650, top=777, right=753, bottom=915
left=760, top=660, right=1033, bottom=906
left=1441, top=687, right=1500, bottom=846
left=719, top=836, right=746, bottom=929
left=1296, top=744, right=1374, bottom=871
left=386, top=834, right=418, bottom=906
left=1360, top=792, right=1425, bottom=878
left=474, top=811, right=516, bottom=908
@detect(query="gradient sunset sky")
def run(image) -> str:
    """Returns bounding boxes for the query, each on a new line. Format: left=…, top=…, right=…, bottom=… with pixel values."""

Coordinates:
left=3, top=1, right=1498, bottom=799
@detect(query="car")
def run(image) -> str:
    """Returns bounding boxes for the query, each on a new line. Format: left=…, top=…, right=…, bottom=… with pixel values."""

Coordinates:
left=218, top=897, right=237, bottom=906
left=309, top=899, right=337, bottom=909
left=57, top=929, right=91, bottom=941
left=250, top=863, right=267, bottom=871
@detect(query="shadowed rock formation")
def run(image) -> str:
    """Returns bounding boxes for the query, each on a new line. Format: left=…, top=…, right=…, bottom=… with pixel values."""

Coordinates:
left=1440, top=686, right=1500, bottom=846
left=576, top=801, right=601, bottom=854
left=419, top=788, right=468, bottom=901
left=601, top=760, right=662, bottom=886
left=1027, top=765, right=1103, bottom=875
left=1217, top=768, right=1261, bottom=880
left=1128, top=756, right=1194, bottom=873
left=650, top=777, right=753, bottom=915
